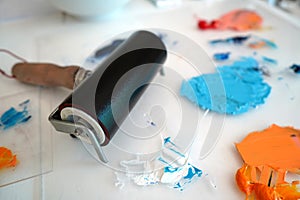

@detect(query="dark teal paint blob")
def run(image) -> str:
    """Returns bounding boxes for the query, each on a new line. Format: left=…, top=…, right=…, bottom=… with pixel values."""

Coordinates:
left=290, top=64, right=300, bottom=74
left=180, top=57, right=271, bottom=115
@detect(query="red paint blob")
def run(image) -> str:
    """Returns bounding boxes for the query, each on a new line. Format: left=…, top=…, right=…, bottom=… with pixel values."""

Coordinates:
left=197, top=9, right=262, bottom=31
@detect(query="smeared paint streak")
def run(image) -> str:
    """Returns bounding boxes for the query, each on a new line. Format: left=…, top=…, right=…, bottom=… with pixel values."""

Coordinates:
left=248, top=38, right=277, bottom=49
left=213, top=52, right=230, bottom=61
left=210, top=35, right=250, bottom=45
left=236, top=124, right=300, bottom=200
left=0, top=99, right=31, bottom=130
left=290, top=64, right=300, bottom=74
left=261, top=56, right=277, bottom=65
left=209, top=35, right=277, bottom=51
left=198, top=9, right=262, bottom=31
left=0, top=147, right=18, bottom=170
left=116, top=137, right=204, bottom=191
left=180, top=57, right=271, bottom=115
left=161, top=163, right=202, bottom=191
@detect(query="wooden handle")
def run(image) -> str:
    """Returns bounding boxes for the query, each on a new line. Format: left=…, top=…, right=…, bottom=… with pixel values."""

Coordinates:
left=12, top=62, right=80, bottom=89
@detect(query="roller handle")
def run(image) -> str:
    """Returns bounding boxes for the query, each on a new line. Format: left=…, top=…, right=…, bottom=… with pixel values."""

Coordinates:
left=12, top=62, right=80, bottom=89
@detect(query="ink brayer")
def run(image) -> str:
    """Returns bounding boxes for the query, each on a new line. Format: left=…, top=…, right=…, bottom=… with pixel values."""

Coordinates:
left=48, top=31, right=167, bottom=163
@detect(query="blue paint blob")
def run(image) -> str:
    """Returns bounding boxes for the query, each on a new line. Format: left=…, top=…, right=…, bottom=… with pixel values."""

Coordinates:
left=180, top=57, right=271, bottom=115
left=213, top=52, right=230, bottom=61
left=210, top=35, right=250, bottom=45
left=183, top=165, right=202, bottom=179
left=0, top=100, right=31, bottom=130
left=290, top=64, right=300, bottom=74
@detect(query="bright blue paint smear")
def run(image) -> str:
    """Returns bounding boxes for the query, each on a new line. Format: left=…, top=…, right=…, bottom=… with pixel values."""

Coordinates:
left=213, top=52, right=230, bottom=61
left=162, top=164, right=202, bottom=191
left=0, top=100, right=31, bottom=130
left=159, top=138, right=202, bottom=191
left=210, top=35, right=250, bottom=45
left=164, top=137, right=176, bottom=146
left=119, top=137, right=204, bottom=191
left=180, top=57, right=271, bottom=115
left=290, top=64, right=300, bottom=74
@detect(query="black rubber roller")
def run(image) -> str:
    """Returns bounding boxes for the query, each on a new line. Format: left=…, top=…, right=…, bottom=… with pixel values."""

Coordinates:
left=50, top=30, right=167, bottom=146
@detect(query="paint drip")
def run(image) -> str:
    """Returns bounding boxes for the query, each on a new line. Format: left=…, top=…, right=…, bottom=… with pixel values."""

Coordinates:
left=0, top=99, right=31, bottom=130
left=235, top=124, right=300, bottom=200
left=0, top=147, right=18, bottom=170
left=197, top=9, right=262, bottom=31
left=180, top=57, right=271, bottom=115
left=115, top=137, right=205, bottom=191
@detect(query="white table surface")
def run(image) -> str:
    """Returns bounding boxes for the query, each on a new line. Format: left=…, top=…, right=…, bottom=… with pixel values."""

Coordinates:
left=0, top=0, right=300, bottom=199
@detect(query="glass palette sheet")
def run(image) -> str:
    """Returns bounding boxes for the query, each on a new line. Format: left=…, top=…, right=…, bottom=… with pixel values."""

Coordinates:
left=0, top=88, right=52, bottom=187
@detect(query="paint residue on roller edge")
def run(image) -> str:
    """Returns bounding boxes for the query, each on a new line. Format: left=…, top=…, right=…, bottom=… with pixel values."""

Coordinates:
left=180, top=57, right=271, bottom=115
left=0, top=99, right=31, bottom=130
left=235, top=124, right=300, bottom=200
left=115, top=137, right=205, bottom=191
left=0, top=147, right=18, bottom=170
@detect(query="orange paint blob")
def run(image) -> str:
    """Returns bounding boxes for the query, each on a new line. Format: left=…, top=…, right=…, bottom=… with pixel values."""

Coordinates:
left=0, top=147, right=18, bottom=170
left=218, top=9, right=263, bottom=31
left=235, top=124, right=300, bottom=200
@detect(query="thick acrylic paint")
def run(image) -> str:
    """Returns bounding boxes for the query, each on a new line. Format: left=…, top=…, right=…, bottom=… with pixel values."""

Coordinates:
left=236, top=124, right=300, bottom=200
left=198, top=9, right=262, bottom=31
left=0, top=147, right=18, bottom=170
left=180, top=57, right=271, bottom=115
